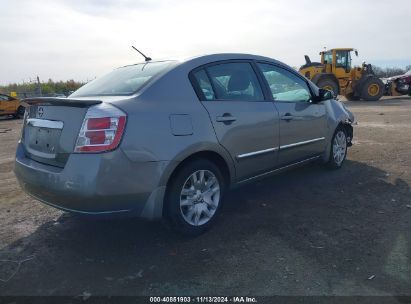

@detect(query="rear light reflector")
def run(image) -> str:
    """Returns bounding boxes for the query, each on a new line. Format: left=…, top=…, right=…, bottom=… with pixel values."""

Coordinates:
left=87, top=117, right=111, bottom=130
left=85, top=130, right=107, bottom=145
left=75, top=104, right=126, bottom=153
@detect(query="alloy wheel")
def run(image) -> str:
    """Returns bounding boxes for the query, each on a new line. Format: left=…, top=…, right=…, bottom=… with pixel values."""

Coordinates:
left=333, top=130, right=347, bottom=166
left=179, top=170, right=220, bottom=226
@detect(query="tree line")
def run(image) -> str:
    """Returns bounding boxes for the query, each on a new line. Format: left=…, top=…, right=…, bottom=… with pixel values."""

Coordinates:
left=0, top=79, right=85, bottom=97
left=373, top=65, right=411, bottom=78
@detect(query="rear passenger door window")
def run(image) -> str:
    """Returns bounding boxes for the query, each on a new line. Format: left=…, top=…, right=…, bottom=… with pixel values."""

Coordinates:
left=206, top=62, right=264, bottom=101
left=192, top=62, right=265, bottom=102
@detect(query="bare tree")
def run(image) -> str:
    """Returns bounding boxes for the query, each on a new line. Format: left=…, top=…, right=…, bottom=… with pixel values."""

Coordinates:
left=373, top=66, right=407, bottom=78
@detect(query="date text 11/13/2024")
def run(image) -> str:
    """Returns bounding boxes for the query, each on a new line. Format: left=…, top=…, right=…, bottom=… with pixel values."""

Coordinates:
left=149, top=296, right=258, bottom=303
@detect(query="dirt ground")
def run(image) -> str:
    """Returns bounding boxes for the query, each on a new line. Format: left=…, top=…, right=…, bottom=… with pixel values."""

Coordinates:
left=0, top=97, right=410, bottom=297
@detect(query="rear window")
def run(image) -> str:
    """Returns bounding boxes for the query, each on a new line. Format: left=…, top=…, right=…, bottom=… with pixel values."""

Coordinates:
left=70, top=61, right=176, bottom=97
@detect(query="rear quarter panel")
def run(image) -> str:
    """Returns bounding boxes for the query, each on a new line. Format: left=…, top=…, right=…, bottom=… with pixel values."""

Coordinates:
left=111, top=64, right=236, bottom=186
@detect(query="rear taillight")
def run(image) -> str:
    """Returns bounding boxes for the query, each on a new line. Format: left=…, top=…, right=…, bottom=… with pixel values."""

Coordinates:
left=75, top=103, right=126, bottom=153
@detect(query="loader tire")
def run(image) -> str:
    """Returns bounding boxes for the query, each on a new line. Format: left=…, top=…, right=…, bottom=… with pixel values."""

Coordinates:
left=317, top=78, right=339, bottom=97
left=361, top=77, right=384, bottom=101
left=345, top=93, right=360, bottom=101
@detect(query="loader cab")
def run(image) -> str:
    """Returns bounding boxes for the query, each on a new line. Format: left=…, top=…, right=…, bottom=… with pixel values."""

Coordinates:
left=336, top=50, right=352, bottom=73
left=321, top=48, right=355, bottom=79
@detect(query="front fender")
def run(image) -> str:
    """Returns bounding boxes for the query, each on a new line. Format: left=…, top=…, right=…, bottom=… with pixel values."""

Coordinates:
left=322, top=99, right=355, bottom=162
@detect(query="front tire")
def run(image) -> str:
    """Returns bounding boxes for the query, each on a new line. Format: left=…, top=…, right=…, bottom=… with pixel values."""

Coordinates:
left=327, top=127, right=348, bottom=169
left=165, top=159, right=225, bottom=236
left=345, top=93, right=360, bottom=101
left=361, top=77, right=384, bottom=101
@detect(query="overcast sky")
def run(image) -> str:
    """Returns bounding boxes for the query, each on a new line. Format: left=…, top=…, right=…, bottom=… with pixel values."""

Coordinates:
left=0, top=0, right=410, bottom=85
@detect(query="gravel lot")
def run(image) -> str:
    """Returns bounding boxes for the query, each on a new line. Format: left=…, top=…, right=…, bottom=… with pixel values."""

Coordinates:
left=0, top=97, right=410, bottom=297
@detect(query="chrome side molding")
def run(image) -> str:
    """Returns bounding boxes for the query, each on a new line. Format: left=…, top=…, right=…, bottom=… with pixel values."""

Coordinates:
left=280, top=137, right=325, bottom=150
left=237, top=147, right=279, bottom=159
left=237, top=137, right=325, bottom=160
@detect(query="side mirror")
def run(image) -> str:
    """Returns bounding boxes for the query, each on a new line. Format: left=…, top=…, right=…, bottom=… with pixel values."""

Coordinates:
left=317, top=88, right=335, bottom=101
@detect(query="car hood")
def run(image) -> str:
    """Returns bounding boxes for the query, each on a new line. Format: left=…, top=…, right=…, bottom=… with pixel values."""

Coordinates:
left=388, top=74, right=411, bottom=81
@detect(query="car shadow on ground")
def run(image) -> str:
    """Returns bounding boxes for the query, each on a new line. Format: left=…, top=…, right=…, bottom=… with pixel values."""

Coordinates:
left=344, top=96, right=411, bottom=108
left=0, top=160, right=410, bottom=296
left=0, top=116, right=19, bottom=121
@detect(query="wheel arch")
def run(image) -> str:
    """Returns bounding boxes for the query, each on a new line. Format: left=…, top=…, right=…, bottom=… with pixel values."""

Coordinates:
left=322, top=119, right=353, bottom=163
left=161, top=147, right=235, bottom=193
left=161, top=149, right=233, bottom=218
left=340, top=121, right=353, bottom=145
left=17, top=105, right=25, bottom=113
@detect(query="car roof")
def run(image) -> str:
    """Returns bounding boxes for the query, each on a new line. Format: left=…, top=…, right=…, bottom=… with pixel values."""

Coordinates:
left=123, top=53, right=288, bottom=71
left=182, top=53, right=279, bottom=62
left=182, top=53, right=288, bottom=69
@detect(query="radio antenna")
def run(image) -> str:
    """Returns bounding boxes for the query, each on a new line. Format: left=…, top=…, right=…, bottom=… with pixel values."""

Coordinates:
left=131, top=46, right=152, bottom=62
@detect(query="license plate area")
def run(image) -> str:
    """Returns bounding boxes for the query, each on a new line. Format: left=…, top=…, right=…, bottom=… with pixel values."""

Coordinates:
left=25, top=126, right=62, bottom=159
left=22, top=105, right=87, bottom=167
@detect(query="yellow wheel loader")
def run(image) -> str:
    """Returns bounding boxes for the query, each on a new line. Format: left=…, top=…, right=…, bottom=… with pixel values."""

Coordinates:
left=299, top=48, right=385, bottom=101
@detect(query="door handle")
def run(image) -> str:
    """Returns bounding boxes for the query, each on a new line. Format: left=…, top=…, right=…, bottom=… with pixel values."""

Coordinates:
left=216, top=114, right=237, bottom=123
left=281, top=113, right=294, bottom=121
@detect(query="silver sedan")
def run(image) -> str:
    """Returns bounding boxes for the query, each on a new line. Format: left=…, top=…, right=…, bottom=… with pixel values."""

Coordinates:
left=15, top=53, right=354, bottom=235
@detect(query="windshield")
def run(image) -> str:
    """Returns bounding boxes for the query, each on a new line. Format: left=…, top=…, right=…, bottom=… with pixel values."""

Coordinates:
left=323, top=51, right=332, bottom=64
left=70, top=61, right=177, bottom=97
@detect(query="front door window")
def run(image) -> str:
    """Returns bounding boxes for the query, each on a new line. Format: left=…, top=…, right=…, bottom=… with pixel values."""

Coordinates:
left=257, top=63, right=312, bottom=103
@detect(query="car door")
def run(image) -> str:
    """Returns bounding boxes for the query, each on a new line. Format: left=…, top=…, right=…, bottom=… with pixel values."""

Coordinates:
left=0, top=95, right=8, bottom=114
left=0, top=95, right=17, bottom=114
left=256, top=63, right=327, bottom=166
left=190, top=61, right=280, bottom=181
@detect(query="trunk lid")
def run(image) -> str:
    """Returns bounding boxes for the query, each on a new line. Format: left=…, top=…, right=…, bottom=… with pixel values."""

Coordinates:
left=21, top=98, right=102, bottom=167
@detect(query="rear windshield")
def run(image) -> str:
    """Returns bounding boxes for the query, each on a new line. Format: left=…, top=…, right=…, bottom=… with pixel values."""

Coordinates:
left=70, top=61, right=177, bottom=97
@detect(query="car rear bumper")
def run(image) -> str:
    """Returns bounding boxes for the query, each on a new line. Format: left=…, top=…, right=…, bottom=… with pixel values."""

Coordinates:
left=14, top=142, right=169, bottom=219
left=396, top=83, right=409, bottom=94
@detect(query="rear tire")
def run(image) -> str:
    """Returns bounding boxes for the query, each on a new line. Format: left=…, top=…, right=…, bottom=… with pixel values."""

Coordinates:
left=317, top=78, right=339, bottom=97
left=164, top=159, right=225, bottom=236
left=14, top=106, right=25, bottom=119
left=327, top=126, right=348, bottom=169
left=360, top=77, right=384, bottom=101
left=345, top=93, right=360, bottom=101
